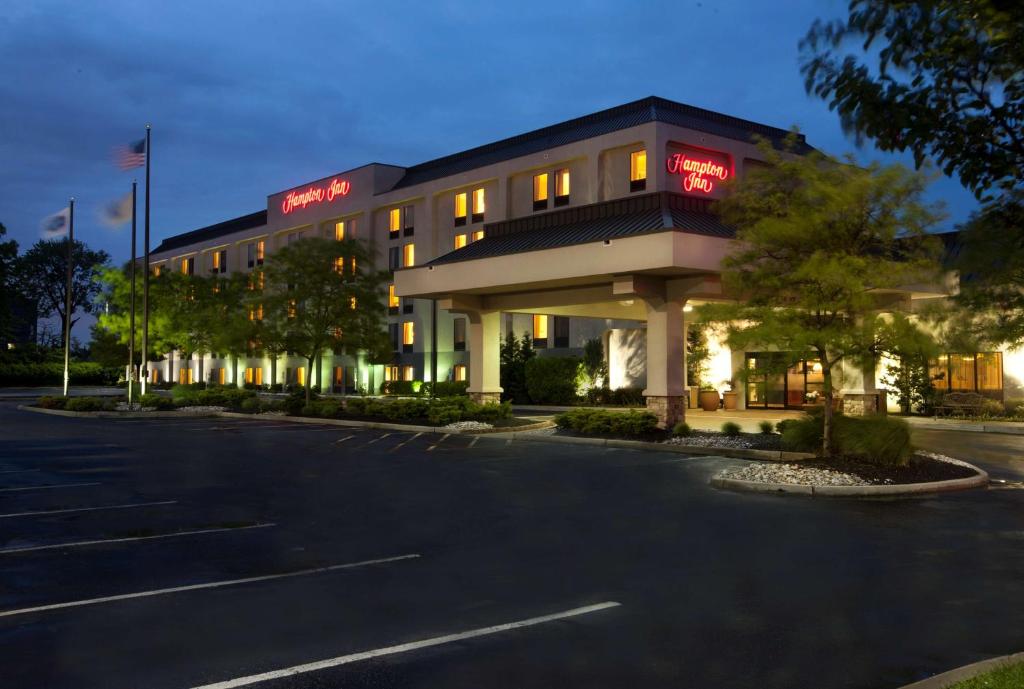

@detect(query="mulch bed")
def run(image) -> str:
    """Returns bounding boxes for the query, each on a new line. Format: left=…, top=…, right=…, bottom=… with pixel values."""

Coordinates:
left=809, top=454, right=977, bottom=484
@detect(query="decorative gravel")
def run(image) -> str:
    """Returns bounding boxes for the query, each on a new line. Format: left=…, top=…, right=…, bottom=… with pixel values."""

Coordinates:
left=443, top=420, right=494, bottom=431
left=719, top=462, right=871, bottom=486
left=663, top=432, right=780, bottom=450
left=176, top=405, right=227, bottom=414
left=115, top=403, right=151, bottom=412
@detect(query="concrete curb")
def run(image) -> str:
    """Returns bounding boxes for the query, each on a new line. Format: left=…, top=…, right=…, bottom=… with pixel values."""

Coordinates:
left=910, top=421, right=1024, bottom=436
left=896, top=651, right=1024, bottom=689
left=710, top=462, right=989, bottom=499
left=17, top=405, right=217, bottom=420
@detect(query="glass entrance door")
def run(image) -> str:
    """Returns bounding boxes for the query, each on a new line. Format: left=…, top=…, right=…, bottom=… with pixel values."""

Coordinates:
left=746, top=354, right=786, bottom=409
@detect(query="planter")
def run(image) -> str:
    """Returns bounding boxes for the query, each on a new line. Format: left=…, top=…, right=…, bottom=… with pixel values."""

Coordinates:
left=699, top=390, right=720, bottom=412
left=722, top=391, right=738, bottom=410
left=688, top=387, right=699, bottom=409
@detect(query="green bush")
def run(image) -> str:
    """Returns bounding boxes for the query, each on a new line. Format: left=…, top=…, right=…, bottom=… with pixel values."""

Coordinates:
left=554, top=408, right=659, bottom=438
left=672, top=421, right=692, bottom=437
left=140, top=393, right=175, bottom=410
left=776, top=418, right=799, bottom=436
left=1005, top=398, right=1024, bottom=417
left=64, top=396, right=107, bottom=412
left=0, top=361, right=118, bottom=387
left=979, top=399, right=1006, bottom=418
left=779, top=412, right=914, bottom=466
left=37, top=395, right=66, bottom=409
left=281, top=391, right=315, bottom=416
left=239, top=397, right=261, bottom=414
left=525, top=356, right=581, bottom=405
left=379, top=380, right=422, bottom=396
left=422, top=380, right=469, bottom=397
left=383, top=398, right=429, bottom=421
left=758, top=420, right=775, bottom=434
left=721, top=421, right=742, bottom=436
left=609, top=387, right=644, bottom=406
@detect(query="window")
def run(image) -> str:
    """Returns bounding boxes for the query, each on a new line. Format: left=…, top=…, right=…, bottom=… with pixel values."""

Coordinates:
left=472, top=230, right=484, bottom=242
left=453, top=318, right=466, bottom=351
left=256, top=240, right=265, bottom=264
left=350, top=296, right=357, bottom=310
left=402, top=365, right=414, bottom=382
left=389, top=323, right=399, bottom=352
left=296, top=367, right=305, bottom=387
left=403, top=205, right=414, bottom=236
left=403, top=243, right=415, bottom=267
left=403, top=297, right=413, bottom=314
left=389, top=246, right=400, bottom=271
left=388, top=284, right=399, bottom=312
left=248, top=304, right=263, bottom=321
left=533, top=314, right=548, bottom=348
left=248, top=241, right=264, bottom=268
left=630, top=150, right=647, bottom=192
left=402, top=321, right=415, bottom=352
left=389, top=208, right=401, bottom=239
left=287, top=231, right=304, bottom=244
left=178, top=367, right=194, bottom=384
left=471, top=188, right=485, bottom=223
left=151, top=368, right=161, bottom=384
left=929, top=352, right=1004, bottom=395
left=454, top=233, right=467, bottom=250
left=334, top=257, right=345, bottom=274
left=332, top=366, right=344, bottom=391
left=211, top=249, right=226, bottom=274
left=554, top=168, right=570, bottom=206
left=453, top=364, right=466, bottom=382
left=334, top=221, right=346, bottom=240
left=153, top=264, right=162, bottom=277
left=553, top=316, right=569, bottom=348
left=248, top=270, right=264, bottom=291
left=533, top=173, right=549, bottom=211
left=244, top=367, right=254, bottom=384
left=385, top=365, right=400, bottom=382
left=181, top=257, right=194, bottom=275
left=454, top=192, right=468, bottom=226
left=287, top=299, right=296, bottom=318
left=217, top=368, right=226, bottom=385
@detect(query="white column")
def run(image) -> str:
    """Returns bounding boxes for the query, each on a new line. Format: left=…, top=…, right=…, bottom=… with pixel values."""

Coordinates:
left=466, top=310, right=502, bottom=403
left=642, top=296, right=685, bottom=427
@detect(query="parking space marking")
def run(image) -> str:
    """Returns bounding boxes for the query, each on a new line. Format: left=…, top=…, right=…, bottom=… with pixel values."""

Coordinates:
left=333, top=435, right=356, bottom=444
left=0, top=469, right=38, bottom=474
left=361, top=433, right=391, bottom=447
left=389, top=432, right=423, bottom=452
left=468, top=436, right=480, bottom=449
left=0, top=482, right=101, bottom=493
left=0, top=523, right=275, bottom=555
left=0, top=553, right=420, bottom=619
left=0, top=500, right=178, bottom=520
left=426, top=434, right=449, bottom=452
left=190, top=601, right=621, bottom=689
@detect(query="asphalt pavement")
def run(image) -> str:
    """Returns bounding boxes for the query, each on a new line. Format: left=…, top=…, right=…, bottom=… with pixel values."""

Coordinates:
left=0, top=402, right=1022, bottom=689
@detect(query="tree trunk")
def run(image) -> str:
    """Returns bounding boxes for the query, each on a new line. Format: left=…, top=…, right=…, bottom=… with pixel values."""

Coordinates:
left=305, top=355, right=315, bottom=404
left=822, top=365, right=833, bottom=457
left=270, top=355, right=278, bottom=390
left=197, top=355, right=205, bottom=387
left=168, top=350, right=174, bottom=385
left=234, top=354, right=241, bottom=389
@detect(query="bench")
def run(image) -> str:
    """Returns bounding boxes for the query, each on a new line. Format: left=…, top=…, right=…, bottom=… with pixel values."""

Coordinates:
left=934, top=392, right=987, bottom=417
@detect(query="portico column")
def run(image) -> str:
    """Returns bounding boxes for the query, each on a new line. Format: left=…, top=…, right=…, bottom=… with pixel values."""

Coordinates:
left=643, top=297, right=686, bottom=428
left=466, top=310, right=503, bottom=404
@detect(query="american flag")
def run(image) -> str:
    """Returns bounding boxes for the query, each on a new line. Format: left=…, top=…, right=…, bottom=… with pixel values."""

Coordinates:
left=115, top=138, right=146, bottom=170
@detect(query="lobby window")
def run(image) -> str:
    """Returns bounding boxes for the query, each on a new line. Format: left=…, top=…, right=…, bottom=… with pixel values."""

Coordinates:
left=389, top=323, right=399, bottom=352
left=453, top=364, right=466, bottom=382
left=472, top=230, right=484, bottom=241
left=402, top=365, right=414, bottom=382
left=453, top=318, right=466, bottom=351
left=388, top=284, right=399, bottom=313
left=454, top=192, right=468, bottom=226
left=630, top=150, right=647, bottom=192
left=471, top=188, right=485, bottom=223
left=403, top=243, right=415, bottom=267
left=533, top=314, right=548, bottom=348
left=245, top=367, right=263, bottom=385
left=402, top=321, right=415, bottom=353
left=454, top=233, right=467, bottom=250
left=389, top=246, right=400, bottom=271
left=533, top=173, right=549, bottom=211
left=389, top=208, right=401, bottom=239
left=181, top=257, right=194, bottom=275
left=554, top=168, right=570, bottom=206
left=403, top=205, right=415, bottom=236
left=334, top=220, right=346, bottom=240
left=929, top=352, right=1003, bottom=395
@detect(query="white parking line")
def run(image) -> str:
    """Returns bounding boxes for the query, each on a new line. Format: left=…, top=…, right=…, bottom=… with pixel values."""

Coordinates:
left=0, top=500, right=178, bottom=519
left=190, top=601, right=621, bottom=689
left=362, top=433, right=391, bottom=446
left=0, top=523, right=275, bottom=555
left=0, top=469, right=38, bottom=474
left=333, top=435, right=356, bottom=444
left=426, top=434, right=449, bottom=452
left=0, top=553, right=420, bottom=618
left=468, top=436, right=480, bottom=449
left=389, top=432, right=423, bottom=452
left=0, top=482, right=101, bottom=493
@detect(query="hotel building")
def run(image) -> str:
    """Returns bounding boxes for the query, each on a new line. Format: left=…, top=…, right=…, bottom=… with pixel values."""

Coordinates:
left=148, top=96, right=1018, bottom=426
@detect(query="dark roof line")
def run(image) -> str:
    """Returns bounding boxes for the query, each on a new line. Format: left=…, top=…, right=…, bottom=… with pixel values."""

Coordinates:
left=152, top=210, right=267, bottom=255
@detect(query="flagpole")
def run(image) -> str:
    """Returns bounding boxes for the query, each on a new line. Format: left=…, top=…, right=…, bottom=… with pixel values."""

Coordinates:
left=128, top=181, right=137, bottom=406
left=141, top=125, right=151, bottom=395
left=62, top=198, right=75, bottom=397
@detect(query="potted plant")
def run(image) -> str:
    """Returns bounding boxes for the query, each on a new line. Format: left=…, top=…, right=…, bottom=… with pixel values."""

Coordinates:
left=722, top=381, right=738, bottom=410
left=699, top=385, right=720, bottom=411
left=686, top=326, right=711, bottom=409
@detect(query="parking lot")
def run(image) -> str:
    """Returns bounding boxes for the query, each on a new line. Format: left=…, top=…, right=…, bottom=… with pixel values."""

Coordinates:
left=2, top=402, right=1024, bottom=689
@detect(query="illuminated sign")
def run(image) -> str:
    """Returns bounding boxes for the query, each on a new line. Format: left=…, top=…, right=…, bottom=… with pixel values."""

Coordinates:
left=282, top=177, right=351, bottom=214
left=665, top=151, right=729, bottom=194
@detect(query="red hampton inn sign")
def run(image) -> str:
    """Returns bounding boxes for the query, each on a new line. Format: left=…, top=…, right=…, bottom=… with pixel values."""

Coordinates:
left=281, top=177, right=352, bottom=214
left=665, top=150, right=730, bottom=194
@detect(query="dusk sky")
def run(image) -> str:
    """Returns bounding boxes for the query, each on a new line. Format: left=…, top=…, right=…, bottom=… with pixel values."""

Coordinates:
left=2, top=0, right=980, bottom=270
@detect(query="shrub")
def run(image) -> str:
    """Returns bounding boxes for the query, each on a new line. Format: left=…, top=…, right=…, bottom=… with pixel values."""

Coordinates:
left=383, top=398, right=429, bottom=421
left=554, top=408, right=658, bottom=438
left=37, top=395, right=66, bottom=409
left=1005, top=398, right=1024, bottom=417
left=609, top=387, right=644, bottom=406
left=758, top=420, right=775, bottom=434
left=833, top=415, right=914, bottom=467
left=979, top=399, right=1006, bottom=418
left=64, top=396, right=106, bottom=412
left=239, top=398, right=261, bottom=414
left=422, top=380, right=469, bottom=397
left=0, top=361, right=117, bottom=387
left=139, top=393, right=175, bottom=410
left=525, top=356, right=581, bottom=405
left=281, top=391, right=315, bottom=416
left=672, top=421, right=692, bottom=437
left=721, top=421, right=742, bottom=436
left=776, top=419, right=798, bottom=435
left=379, top=380, right=421, bottom=396
left=780, top=415, right=824, bottom=453
left=467, top=401, right=511, bottom=423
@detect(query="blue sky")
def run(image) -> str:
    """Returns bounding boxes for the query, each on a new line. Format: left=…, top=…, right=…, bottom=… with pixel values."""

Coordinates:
left=1, top=0, right=979, bottom=270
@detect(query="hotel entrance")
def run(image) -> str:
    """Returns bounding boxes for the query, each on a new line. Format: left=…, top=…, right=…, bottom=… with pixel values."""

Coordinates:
left=745, top=353, right=825, bottom=410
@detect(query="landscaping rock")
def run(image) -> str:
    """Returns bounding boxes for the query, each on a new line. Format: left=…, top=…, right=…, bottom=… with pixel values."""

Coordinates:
left=443, top=420, right=494, bottom=431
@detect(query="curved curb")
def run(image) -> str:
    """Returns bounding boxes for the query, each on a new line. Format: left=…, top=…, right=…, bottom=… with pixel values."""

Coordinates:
left=896, top=650, right=1024, bottom=689
left=711, top=462, right=989, bottom=498
left=17, top=405, right=216, bottom=419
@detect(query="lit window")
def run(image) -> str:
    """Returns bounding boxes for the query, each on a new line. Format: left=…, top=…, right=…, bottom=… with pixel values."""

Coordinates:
left=402, top=321, right=415, bottom=346
left=471, top=188, right=485, bottom=222
left=181, top=257, right=194, bottom=275
left=335, top=221, right=345, bottom=240
left=211, top=251, right=221, bottom=272
left=454, top=234, right=467, bottom=250
left=296, top=367, right=305, bottom=387
left=403, top=244, right=415, bottom=267
left=256, top=240, right=264, bottom=264
left=388, top=284, right=399, bottom=309
left=217, top=368, right=225, bottom=385
left=533, top=314, right=548, bottom=340
left=350, top=296, right=357, bottom=310
left=402, top=365, right=414, bottom=382
left=385, top=365, right=399, bottom=382
left=255, top=304, right=263, bottom=321
left=453, top=364, right=466, bottom=382
left=334, top=257, right=345, bottom=273
left=472, top=230, right=484, bottom=241
left=389, top=208, right=401, bottom=237
left=333, top=366, right=344, bottom=387
left=630, top=150, right=647, bottom=188
left=153, top=265, right=162, bottom=277
left=533, top=172, right=549, bottom=210
left=555, top=168, right=570, bottom=204
left=454, top=192, right=468, bottom=226
left=245, top=367, right=254, bottom=384
left=351, top=256, right=357, bottom=275
left=288, top=299, right=296, bottom=318
left=256, top=271, right=265, bottom=290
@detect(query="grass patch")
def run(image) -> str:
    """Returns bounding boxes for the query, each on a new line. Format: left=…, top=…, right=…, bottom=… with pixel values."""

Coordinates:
left=947, top=660, right=1024, bottom=689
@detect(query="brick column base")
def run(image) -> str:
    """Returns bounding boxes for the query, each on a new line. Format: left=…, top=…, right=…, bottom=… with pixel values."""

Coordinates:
left=645, top=395, right=686, bottom=429
left=468, top=391, right=502, bottom=405
left=840, top=392, right=887, bottom=416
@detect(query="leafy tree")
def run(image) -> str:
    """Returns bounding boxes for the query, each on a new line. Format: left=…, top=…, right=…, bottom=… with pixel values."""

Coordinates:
left=499, top=332, right=535, bottom=403
left=698, top=138, right=944, bottom=455
left=88, top=321, right=128, bottom=369
left=250, top=269, right=288, bottom=389
left=96, top=264, right=178, bottom=374
left=208, top=272, right=256, bottom=387
left=16, top=238, right=109, bottom=344
left=262, top=237, right=386, bottom=403
left=0, top=222, right=19, bottom=344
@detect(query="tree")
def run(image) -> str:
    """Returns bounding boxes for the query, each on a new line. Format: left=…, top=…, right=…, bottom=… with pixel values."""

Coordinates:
left=88, top=321, right=128, bottom=370
left=262, top=237, right=387, bottom=403
left=96, top=264, right=178, bottom=374
left=499, top=332, right=535, bottom=403
left=208, top=272, right=255, bottom=387
left=698, top=138, right=944, bottom=455
left=0, top=222, right=19, bottom=344
left=16, top=238, right=109, bottom=344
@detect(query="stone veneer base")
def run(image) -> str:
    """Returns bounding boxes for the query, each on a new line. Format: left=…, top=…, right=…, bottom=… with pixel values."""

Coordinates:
left=644, top=395, right=685, bottom=429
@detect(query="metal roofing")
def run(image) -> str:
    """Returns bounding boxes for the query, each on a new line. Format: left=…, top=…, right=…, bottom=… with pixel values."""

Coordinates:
left=391, top=96, right=810, bottom=190
left=152, top=211, right=267, bottom=254
left=426, top=192, right=735, bottom=266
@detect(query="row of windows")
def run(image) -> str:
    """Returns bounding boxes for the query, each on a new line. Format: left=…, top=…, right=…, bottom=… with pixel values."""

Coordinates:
left=454, top=188, right=486, bottom=226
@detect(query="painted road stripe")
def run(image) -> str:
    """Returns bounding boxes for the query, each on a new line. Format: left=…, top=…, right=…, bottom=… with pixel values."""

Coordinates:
left=0, top=482, right=101, bottom=493
left=0, top=553, right=419, bottom=619
left=333, top=435, right=356, bottom=444
left=468, top=436, right=480, bottom=449
left=0, top=469, right=39, bottom=474
left=0, top=500, right=178, bottom=519
left=363, top=433, right=391, bottom=446
left=389, top=432, right=422, bottom=452
left=426, top=433, right=449, bottom=452
left=190, top=601, right=621, bottom=689
left=0, top=523, right=275, bottom=555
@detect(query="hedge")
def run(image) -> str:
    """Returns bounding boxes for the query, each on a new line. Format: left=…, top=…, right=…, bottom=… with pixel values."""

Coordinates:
left=525, top=356, right=580, bottom=405
left=0, top=362, right=119, bottom=387
left=554, top=408, right=659, bottom=438
left=306, top=395, right=511, bottom=425
left=780, top=412, right=914, bottom=466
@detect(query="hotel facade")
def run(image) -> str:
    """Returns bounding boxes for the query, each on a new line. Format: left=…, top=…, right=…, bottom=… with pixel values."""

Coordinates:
left=148, top=97, right=1020, bottom=426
